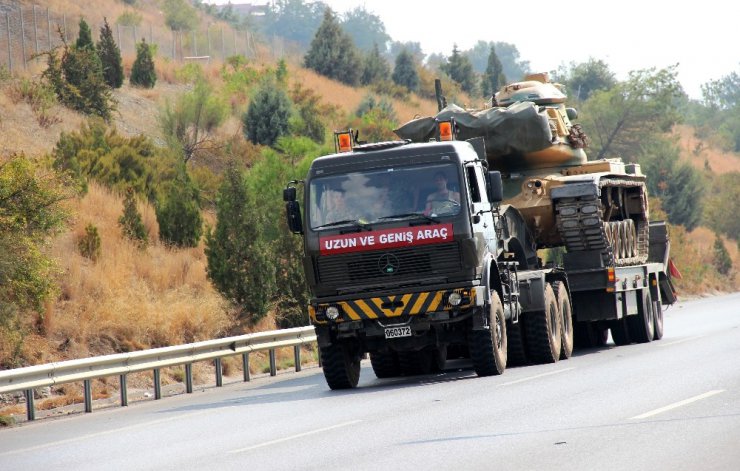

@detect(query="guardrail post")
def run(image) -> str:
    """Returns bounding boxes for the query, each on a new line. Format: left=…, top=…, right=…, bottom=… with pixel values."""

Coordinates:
left=214, top=358, right=223, bottom=387
left=120, top=374, right=128, bottom=406
left=84, top=380, right=93, bottom=413
left=269, top=349, right=277, bottom=377
left=185, top=364, right=193, bottom=393
left=294, top=345, right=301, bottom=372
left=25, top=389, right=35, bottom=421
left=153, top=369, right=161, bottom=400
left=242, top=353, right=250, bottom=382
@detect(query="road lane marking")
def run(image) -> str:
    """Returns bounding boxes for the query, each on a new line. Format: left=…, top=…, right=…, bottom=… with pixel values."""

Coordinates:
left=657, top=335, right=705, bottom=347
left=228, top=420, right=362, bottom=454
left=629, top=390, right=725, bottom=420
left=500, top=368, right=575, bottom=386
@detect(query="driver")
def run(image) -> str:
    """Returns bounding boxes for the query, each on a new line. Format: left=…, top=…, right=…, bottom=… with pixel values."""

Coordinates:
left=424, top=171, right=460, bottom=215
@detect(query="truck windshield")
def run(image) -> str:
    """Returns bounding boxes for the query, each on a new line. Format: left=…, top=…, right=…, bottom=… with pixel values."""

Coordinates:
left=309, top=163, right=461, bottom=230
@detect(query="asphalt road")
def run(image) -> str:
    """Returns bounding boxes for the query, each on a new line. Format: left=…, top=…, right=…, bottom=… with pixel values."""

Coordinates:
left=1, top=292, right=739, bottom=471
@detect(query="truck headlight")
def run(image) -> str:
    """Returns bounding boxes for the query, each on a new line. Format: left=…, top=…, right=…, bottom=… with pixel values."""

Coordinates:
left=325, top=306, right=340, bottom=320
left=448, top=292, right=462, bottom=306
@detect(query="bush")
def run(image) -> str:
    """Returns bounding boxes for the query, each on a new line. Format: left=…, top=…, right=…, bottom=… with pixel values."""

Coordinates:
left=118, top=187, right=148, bottom=247
left=7, top=78, right=60, bottom=127
left=242, top=79, right=292, bottom=146
left=130, top=39, right=157, bottom=88
left=78, top=223, right=102, bottom=261
left=713, top=234, right=732, bottom=275
left=116, top=10, right=143, bottom=27
left=156, top=171, right=203, bottom=248
left=356, top=94, right=396, bottom=121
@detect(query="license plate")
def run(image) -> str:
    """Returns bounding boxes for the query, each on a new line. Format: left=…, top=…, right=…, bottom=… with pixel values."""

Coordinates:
left=384, top=326, right=412, bottom=339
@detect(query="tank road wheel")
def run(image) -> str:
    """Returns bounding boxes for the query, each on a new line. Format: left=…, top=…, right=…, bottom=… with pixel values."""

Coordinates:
left=370, top=351, right=401, bottom=379
left=320, top=342, right=361, bottom=389
left=553, top=281, right=574, bottom=360
left=506, top=319, right=528, bottom=366
left=469, top=290, right=507, bottom=376
left=625, top=220, right=637, bottom=259
left=653, top=300, right=665, bottom=340
left=628, top=289, right=655, bottom=343
left=523, top=283, right=562, bottom=363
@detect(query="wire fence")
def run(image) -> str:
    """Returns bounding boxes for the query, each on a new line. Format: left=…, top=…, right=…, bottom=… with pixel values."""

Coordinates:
left=0, top=2, right=262, bottom=72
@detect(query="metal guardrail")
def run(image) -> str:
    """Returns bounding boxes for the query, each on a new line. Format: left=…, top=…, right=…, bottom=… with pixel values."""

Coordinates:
left=0, top=326, right=317, bottom=421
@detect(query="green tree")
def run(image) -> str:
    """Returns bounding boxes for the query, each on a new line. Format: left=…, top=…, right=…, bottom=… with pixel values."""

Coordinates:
left=118, top=187, right=149, bottom=247
left=205, top=164, right=275, bottom=322
left=159, top=78, right=226, bottom=163
left=78, top=223, right=102, bottom=261
left=356, top=93, right=395, bottom=121
left=116, top=10, right=143, bottom=27
left=361, top=43, right=390, bottom=86
left=97, top=18, right=124, bottom=89
left=713, top=233, right=732, bottom=275
left=392, top=48, right=419, bottom=92
left=703, top=172, right=740, bottom=239
left=482, top=44, right=506, bottom=98
left=76, top=18, right=95, bottom=51
left=262, top=0, right=328, bottom=46
left=290, top=82, right=334, bottom=144
left=440, top=44, right=477, bottom=95
left=303, top=8, right=362, bottom=86
left=465, top=40, right=530, bottom=82
left=163, top=0, right=198, bottom=31
left=156, top=169, right=203, bottom=248
left=130, top=38, right=157, bottom=88
left=557, top=58, right=616, bottom=101
left=243, top=79, right=292, bottom=146
left=340, top=6, right=389, bottom=52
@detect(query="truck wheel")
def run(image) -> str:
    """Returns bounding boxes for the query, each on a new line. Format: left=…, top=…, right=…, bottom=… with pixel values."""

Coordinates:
left=523, top=283, right=562, bottom=363
left=653, top=300, right=664, bottom=340
left=594, top=324, right=609, bottom=346
left=610, top=318, right=631, bottom=346
left=506, top=319, right=528, bottom=366
left=469, top=290, right=507, bottom=376
left=320, top=343, right=361, bottom=389
left=628, top=290, right=654, bottom=343
left=553, top=281, right=574, bottom=360
left=370, top=351, right=400, bottom=379
left=574, top=322, right=608, bottom=349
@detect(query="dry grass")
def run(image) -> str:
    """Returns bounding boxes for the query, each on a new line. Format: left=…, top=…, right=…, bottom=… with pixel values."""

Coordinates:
left=674, top=124, right=740, bottom=174
left=669, top=225, right=740, bottom=295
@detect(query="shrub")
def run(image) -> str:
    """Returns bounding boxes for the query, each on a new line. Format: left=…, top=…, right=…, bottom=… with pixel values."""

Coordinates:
left=356, top=94, right=396, bottom=121
left=713, top=234, right=732, bottom=275
left=156, top=171, right=203, bottom=248
left=7, top=78, right=60, bottom=127
left=242, top=79, right=292, bottom=146
left=118, top=187, right=148, bottom=247
left=116, top=10, right=143, bottom=27
left=130, top=39, right=157, bottom=88
left=78, top=223, right=102, bottom=261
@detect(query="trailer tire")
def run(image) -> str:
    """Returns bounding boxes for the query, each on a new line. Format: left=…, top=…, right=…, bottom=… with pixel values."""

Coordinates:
left=506, top=319, right=528, bottom=366
left=574, top=322, right=609, bottom=349
left=653, top=300, right=664, bottom=340
left=523, top=283, right=562, bottom=363
left=370, top=351, right=400, bottom=379
left=628, top=289, right=654, bottom=343
left=610, top=318, right=631, bottom=346
left=469, top=290, right=507, bottom=376
left=553, top=281, right=574, bottom=360
left=320, top=342, right=361, bottom=389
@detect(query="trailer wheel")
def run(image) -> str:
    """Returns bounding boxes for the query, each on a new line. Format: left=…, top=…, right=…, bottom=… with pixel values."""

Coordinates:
left=370, top=351, right=400, bottom=379
left=506, top=319, right=528, bottom=366
left=610, top=318, right=631, bottom=346
left=469, top=290, right=507, bottom=376
left=574, top=322, right=609, bottom=349
left=553, top=281, right=574, bottom=360
left=320, top=342, right=361, bottom=389
left=628, top=289, right=654, bottom=343
left=523, top=283, right=562, bottom=363
left=653, top=300, right=664, bottom=340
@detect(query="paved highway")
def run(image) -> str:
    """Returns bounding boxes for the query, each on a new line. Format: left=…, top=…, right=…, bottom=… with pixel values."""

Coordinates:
left=1, top=293, right=739, bottom=470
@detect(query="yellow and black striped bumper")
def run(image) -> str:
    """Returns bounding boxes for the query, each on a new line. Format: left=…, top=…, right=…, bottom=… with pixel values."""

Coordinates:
left=310, top=288, right=478, bottom=324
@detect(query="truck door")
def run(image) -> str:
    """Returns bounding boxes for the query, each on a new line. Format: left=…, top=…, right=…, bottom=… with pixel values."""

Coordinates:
left=465, top=163, right=497, bottom=254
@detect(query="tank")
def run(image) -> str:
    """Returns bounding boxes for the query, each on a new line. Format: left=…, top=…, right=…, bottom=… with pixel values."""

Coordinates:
left=395, top=73, right=649, bottom=268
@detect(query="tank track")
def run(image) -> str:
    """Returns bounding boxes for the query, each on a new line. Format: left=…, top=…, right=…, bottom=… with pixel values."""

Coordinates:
left=555, top=178, right=648, bottom=267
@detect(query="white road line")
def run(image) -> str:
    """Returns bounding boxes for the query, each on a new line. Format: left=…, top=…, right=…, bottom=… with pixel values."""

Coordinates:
left=228, top=420, right=362, bottom=454
left=630, top=390, right=725, bottom=420
left=657, top=335, right=705, bottom=347
left=500, top=368, right=575, bottom=386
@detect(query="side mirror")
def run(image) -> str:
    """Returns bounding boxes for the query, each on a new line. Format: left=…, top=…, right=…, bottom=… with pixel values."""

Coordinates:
left=566, top=107, right=578, bottom=120
left=283, top=187, right=296, bottom=202
left=285, top=201, right=303, bottom=234
left=487, top=171, right=503, bottom=204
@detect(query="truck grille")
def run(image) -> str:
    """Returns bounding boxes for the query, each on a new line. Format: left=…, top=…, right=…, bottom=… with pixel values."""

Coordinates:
left=317, top=242, right=461, bottom=285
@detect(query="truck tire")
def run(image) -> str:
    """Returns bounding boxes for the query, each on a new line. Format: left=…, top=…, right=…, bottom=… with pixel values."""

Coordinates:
left=610, top=318, right=631, bottom=346
left=370, top=351, right=400, bottom=379
left=573, top=322, right=609, bottom=349
left=653, top=300, right=664, bottom=340
left=320, top=343, right=361, bottom=389
left=398, top=349, right=433, bottom=376
left=553, top=281, right=574, bottom=360
left=628, top=289, right=654, bottom=343
left=506, top=320, right=528, bottom=366
left=469, top=290, right=507, bottom=376
left=523, top=283, right=562, bottom=363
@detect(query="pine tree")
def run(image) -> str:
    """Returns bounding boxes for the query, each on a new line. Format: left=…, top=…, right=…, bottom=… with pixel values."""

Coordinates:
left=130, top=38, right=156, bottom=88
left=119, top=187, right=148, bottom=247
left=441, top=44, right=477, bottom=95
left=97, top=18, right=124, bottom=89
left=76, top=18, right=95, bottom=51
left=78, top=223, right=102, bottom=261
left=482, top=45, right=506, bottom=99
left=242, top=79, right=292, bottom=146
left=713, top=233, right=732, bottom=275
left=361, top=43, right=390, bottom=86
left=304, top=9, right=361, bottom=86
left=392, top=48, right=418, bottom=92
left=156, top=170, right=203, bottom=248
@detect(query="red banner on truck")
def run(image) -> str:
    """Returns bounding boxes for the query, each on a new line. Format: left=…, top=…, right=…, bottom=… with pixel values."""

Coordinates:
left=319, top=224, right=453, bottom=255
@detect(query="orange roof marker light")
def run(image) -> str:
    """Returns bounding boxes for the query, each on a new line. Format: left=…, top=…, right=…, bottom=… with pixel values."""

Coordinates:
left=334, top=130, right=354, bottom=153
left=436, top=118, right=457, bottom=142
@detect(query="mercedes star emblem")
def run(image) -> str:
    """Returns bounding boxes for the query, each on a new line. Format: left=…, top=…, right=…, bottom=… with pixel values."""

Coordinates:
left=378, top=253, right=400, bottom=275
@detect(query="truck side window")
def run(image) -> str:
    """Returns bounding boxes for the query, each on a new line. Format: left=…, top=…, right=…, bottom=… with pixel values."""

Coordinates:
left=466, top=166, right=481, bottom=203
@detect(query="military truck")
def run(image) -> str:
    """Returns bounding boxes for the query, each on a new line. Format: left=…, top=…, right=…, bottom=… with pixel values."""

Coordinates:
left=283, top=128, right=676, bottom=390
